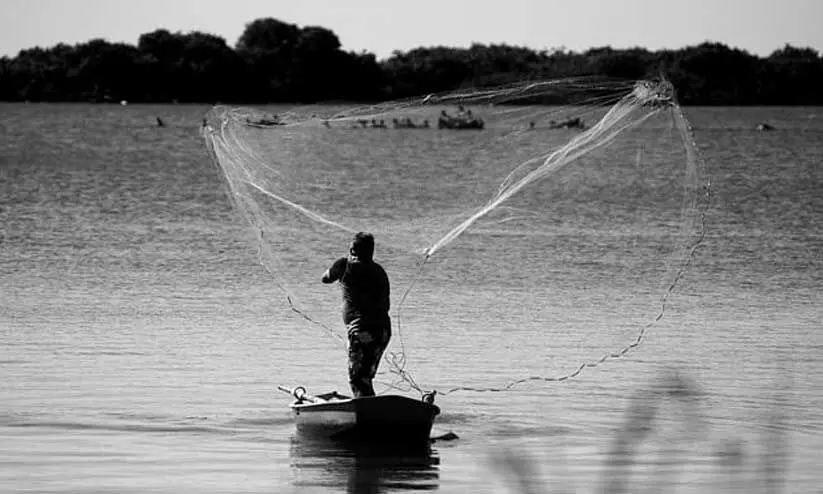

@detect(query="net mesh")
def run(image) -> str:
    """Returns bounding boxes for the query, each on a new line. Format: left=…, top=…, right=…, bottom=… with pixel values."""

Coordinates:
left=202, top=77, right=708, bottom=395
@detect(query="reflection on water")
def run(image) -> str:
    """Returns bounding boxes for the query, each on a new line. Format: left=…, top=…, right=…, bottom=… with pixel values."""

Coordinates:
left=290, top=436, right=440, bottom=493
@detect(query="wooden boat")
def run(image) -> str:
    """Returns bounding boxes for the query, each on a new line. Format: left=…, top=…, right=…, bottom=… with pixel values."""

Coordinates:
left=437, top=115, right=484, bottom=130
left=245, top=115, right=285, bottom=127
left=278, top=385, right=440, bottom=446
left=548, top=116, right=585, bottom=129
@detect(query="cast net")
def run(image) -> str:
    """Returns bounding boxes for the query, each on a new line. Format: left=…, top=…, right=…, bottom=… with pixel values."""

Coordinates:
left=202, top=77, right=708, bottom=396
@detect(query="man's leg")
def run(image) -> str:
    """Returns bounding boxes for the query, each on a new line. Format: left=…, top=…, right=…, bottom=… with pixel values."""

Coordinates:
left=358, top=323, right=391, bottom=397
left=347, top=321, right=391, bottom=398
left=348, top=326, right=375, bottom=397
left=369, top=324, right=391, bottom=378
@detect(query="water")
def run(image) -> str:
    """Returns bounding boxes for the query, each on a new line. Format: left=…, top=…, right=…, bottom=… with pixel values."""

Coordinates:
left=1, top=103, right=821, bottom=493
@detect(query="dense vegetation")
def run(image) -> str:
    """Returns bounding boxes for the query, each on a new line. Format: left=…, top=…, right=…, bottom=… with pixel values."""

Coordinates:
left=1, top=17, right=821, bottom=105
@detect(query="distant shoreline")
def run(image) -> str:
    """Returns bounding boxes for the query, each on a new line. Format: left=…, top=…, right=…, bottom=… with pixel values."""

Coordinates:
left=2, top=101, right=822, bottom=108
left=1, top=17, right=821, bottom=106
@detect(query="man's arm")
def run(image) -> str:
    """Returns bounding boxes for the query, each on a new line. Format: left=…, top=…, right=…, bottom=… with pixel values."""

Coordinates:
left=322, top=258, right=347, bottom=284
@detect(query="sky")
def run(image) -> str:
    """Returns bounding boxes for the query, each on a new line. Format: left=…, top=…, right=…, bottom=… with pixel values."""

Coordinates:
left=1, top=0, right=821, bottom=60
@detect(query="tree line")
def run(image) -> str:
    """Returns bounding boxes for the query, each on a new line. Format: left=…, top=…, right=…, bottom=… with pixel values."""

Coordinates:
left=1, top=17, right=821, bottom=105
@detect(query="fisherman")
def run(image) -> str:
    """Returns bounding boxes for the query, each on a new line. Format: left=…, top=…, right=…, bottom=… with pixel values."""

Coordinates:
left=322, top=232, right=391, bottom=397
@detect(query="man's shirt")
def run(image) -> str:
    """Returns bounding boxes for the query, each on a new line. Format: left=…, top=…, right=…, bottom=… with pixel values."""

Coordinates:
left=323, top=257, right=390, bottom=326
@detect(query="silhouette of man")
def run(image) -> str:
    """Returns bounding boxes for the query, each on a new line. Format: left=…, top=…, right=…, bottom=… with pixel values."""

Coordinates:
left=322, top=232, right=391, bottom=397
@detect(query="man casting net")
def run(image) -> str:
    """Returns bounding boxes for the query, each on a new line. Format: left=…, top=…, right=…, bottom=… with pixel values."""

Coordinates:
left=202, top=77, right=708, bottom=396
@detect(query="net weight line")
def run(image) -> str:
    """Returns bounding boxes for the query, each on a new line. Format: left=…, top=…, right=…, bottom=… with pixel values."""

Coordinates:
left=437, top=104, right=711, bottom=395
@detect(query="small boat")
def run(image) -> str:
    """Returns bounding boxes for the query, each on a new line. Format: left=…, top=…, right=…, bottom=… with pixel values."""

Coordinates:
left=437, top=109, right=484, bottom=130
left=391, top=118, right=431, bottom=129
left=278, top=385, right=440, bottom=447
left=437, top=115, right=484, bottom=130
left=246, top=115, right=285, bottom=127
left=548, top=117, right=585, bottom=130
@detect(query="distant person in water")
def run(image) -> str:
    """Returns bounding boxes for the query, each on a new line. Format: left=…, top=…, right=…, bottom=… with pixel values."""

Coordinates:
left=322, top=232, right=391, bottom=397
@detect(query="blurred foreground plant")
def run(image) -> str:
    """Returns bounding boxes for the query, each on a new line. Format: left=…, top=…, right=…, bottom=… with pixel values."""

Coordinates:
left=492, top=370, right=789, bottom=493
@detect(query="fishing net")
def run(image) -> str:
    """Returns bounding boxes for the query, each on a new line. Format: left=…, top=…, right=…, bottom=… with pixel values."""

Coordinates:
left=202, top=77, right=708, bottom=395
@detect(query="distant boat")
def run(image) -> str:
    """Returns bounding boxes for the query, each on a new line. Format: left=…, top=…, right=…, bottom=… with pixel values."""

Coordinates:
left=278, top=385, right=440, bottom=447
left=392, top=118, right=430, bottom=129
left=246, top=115, right=285, bottom=127
left=548, top=117, right=585, bottom=130
left=437, top=110, right=484, bottom=130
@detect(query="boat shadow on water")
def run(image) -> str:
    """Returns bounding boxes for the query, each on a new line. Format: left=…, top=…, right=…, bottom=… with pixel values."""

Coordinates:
left=289, top=435, right=441, bottom=492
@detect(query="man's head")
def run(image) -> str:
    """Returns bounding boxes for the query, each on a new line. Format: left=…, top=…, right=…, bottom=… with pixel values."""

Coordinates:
left=349, top=232, right=375, bottom=261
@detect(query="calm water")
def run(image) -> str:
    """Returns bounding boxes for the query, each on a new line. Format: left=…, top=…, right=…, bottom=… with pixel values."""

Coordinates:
left=1, top=103, right=821, bottom=493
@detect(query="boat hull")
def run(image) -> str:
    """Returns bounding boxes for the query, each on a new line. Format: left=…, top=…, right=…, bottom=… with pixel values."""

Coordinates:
left=290, top=392, right=440, bottom=446
left=437, top=117, right=484, bottom=130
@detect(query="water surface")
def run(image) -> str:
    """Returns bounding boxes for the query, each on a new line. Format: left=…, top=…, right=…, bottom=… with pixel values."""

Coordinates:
left=1, top=103, right=821, bottom=493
